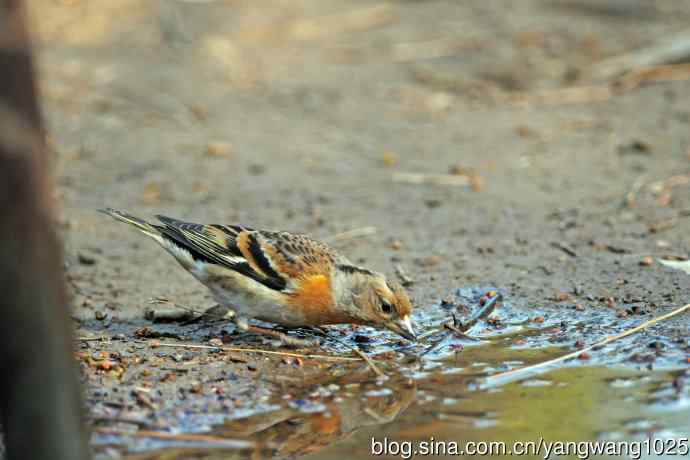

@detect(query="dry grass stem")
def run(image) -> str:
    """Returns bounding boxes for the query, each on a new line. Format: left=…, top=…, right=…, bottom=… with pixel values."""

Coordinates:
left=482, top=302, right=690, bottom=389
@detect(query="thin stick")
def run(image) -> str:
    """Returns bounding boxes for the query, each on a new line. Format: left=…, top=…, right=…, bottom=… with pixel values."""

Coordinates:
left=624, top=175, right=648, bottom=208
left=89, top=416, right=158, bottom=429
left=394, top=264, right=414, bottom=286
left=393, top=172, right=471, bottom=187
left=148, top=297, right=208, bottom=318
left=392, top=37, right=486, bottom=63
left=350, top=346, right=385, bottom=378
left=591, top=31, right=690, bottom=80
left=324, top=226, right=377, bottom=243
left=550, top=241, right=577, bottom=258
left=304, top=327, right=386, bottom=378
left=94, top=427, right=254, bottom=448
left=75, top=336, right=361, bottom=362
left=507, top=85, right=612, bottom=107
left=482, top=303, right=690, bottom=389
left=136, top=340, right=362, bottom=362
left=621, top=253, right=688, bottom=261
left=618, top=63, right=690, bottom=91
left=75, top=336, right=110, bottom=342
left=443, top=323, right=479, bottom=341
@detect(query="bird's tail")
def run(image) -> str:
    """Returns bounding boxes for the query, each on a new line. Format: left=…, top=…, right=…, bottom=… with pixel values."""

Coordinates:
left=99, top=208, right=164, bottom=243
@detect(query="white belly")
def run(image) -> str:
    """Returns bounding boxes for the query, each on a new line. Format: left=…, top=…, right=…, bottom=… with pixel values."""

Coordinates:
left=161, top=242, right=306, bottom=326
left=192, top=263, right=305, bottom=326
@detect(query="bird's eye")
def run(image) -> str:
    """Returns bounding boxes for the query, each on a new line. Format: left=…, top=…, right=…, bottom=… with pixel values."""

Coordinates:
left=381, top=301, right=393, bottom=314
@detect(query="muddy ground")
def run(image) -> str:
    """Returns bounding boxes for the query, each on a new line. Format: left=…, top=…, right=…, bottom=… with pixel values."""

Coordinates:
left=30, top=0, right=690, bottom=458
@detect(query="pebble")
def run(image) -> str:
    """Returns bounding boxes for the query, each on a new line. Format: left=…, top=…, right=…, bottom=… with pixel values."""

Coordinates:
left=206, top=141, right=232, bottom=158
left=639, top=256, right=654, bottom=267
left=77, top=253, right=96, bottom=265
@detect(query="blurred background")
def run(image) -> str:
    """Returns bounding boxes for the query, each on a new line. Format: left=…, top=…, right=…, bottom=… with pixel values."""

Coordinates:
left=27, top=0, right=690, bottom=458
left=37, top=0, right=690, bottom=317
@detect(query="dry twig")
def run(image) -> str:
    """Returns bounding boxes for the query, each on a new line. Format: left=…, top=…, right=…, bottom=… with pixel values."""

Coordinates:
left=394, top=264, right=414, bottom=287
left=507, top=85, right=612, bottom=107
left=392, top=37, right=487, bottom=63
left=350, top=347, right=385, bottom=378
left=482, top=302, right=690, bottom=389
left=618, top=63, right=690, bottom=91
left=137, top=341, right=362, bottom=362
left=393, top=172, right=471, bottom=187
left=550, top=242, right=577, bottom=258
left=591, top=31, right=690, bottom=80
left=94, top=427, right=254, bottom=449
left=324, top=226, right=377, bottom=243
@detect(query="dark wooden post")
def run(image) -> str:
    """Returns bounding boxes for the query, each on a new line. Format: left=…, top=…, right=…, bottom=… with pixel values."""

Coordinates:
left=0, top=1, right=90, bottom=459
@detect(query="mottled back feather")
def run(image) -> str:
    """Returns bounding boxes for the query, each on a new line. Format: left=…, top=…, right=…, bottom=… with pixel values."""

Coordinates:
left=154, top=216, right=348, bottom=293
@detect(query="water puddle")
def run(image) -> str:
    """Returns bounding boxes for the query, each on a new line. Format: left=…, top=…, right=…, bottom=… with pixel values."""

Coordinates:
left=93, top=287, right=690, bottom=459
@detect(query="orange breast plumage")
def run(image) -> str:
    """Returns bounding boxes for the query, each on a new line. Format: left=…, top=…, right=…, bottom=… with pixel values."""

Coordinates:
left=286, top=274, right=349, bottom=324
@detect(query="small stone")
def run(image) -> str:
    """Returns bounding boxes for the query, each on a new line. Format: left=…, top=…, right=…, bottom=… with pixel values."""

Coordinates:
left=515, top=124, right=538, bottom=138
left=77, top=253, right=96, bottom=265
left=188, top=104, right=208, bottom=121
left=424, top=199, right=442, bottom=209
left=578, top=352, right=591, bottom=360
left=190, top=382, right=203, bottom=394
left=648, top=341, right=664, bottom=350
left=206, top=141, right=232, bottom=158
left=448, top=164, right=469, bottom=175
left=208, top=338, right=223, bottom=348
left=141, top=182, right=162, bottom=204
left=639, top=256, right=653, bottom=267
left=382, top=151, right=399, bottom=167
left=555, top=292, right=570, bottom=302
left=420, top=255, right=442, bottom=267
left=94, top=310, right=107, bottom=321
left=353, top=335, right=371, bottom=343
left=248, top=164, right=266, bottom=175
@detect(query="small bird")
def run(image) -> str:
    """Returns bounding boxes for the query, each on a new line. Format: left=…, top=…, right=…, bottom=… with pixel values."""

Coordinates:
left=100, top=209, right=416, bottom=341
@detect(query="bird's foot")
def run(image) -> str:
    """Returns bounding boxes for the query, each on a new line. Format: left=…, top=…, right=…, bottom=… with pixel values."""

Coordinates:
left=181, top=304, right=233, bottom=326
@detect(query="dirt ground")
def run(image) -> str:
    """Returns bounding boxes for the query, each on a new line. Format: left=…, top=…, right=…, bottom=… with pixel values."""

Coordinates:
left=29, top=0, right=690, bottom=458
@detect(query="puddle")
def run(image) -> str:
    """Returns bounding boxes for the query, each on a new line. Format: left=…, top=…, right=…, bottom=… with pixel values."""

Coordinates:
left=92, top=287, right=690, bottom=459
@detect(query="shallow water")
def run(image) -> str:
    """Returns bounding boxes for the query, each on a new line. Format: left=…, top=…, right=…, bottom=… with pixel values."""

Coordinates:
left=94, top=288, right=690, bottom=459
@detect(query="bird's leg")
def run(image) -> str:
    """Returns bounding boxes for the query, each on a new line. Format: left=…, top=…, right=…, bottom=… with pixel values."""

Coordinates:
left=181, top=304, right=233, bottom=325
left=232, top=316, right=319, bottom=348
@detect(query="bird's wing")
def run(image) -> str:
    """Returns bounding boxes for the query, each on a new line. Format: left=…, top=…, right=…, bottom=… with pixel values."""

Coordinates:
left=246, top=230, right=343, bottom=283
left=155, top=216, right=342, bottom=292
left=154, top=215, right=286, bottom=291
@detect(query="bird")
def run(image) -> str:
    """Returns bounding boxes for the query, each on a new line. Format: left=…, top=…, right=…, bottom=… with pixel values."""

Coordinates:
left=99, top=208, right=416, bottom=342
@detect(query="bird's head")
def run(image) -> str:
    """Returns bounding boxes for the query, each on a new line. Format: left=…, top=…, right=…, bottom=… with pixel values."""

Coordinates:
left=343, top=269, right=415, bottom=341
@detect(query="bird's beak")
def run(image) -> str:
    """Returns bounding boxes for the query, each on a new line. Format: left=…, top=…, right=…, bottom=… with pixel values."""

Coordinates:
left=388, top=315, right=416, bottom=341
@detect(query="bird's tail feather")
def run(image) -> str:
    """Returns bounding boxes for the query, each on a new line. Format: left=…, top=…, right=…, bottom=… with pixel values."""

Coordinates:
left=99, top=208, right=163, bottom=242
